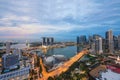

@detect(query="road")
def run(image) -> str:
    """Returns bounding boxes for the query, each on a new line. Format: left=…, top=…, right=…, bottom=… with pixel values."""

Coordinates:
left=39, top=49, right=88, bottom=80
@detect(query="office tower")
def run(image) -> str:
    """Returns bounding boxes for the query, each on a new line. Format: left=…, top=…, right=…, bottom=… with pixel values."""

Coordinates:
left=94, top=37, right=103, bottom=54
left=51, top=37, right=54, bottom=45
left=6, top=42, right=11, bottom=54
left=118, top=35, right=120, bottom=50
left=77, top=36, right=80, bottom=44
left=42, top=37, right=46, bottom=45
left=91, top=42, right=95, bottom=54
left=47, top=38, right=50, bottom=45
left=42, top=37, right=54, bottom=45
left=102, top=38, right=106, bottom=52
left=98, top=37, right=103, bottom=54
left=113, top=35, right=118, bottom=50
left=79, top=35, right=87, bottom=45
left=106, top=30, right=114, bottom=53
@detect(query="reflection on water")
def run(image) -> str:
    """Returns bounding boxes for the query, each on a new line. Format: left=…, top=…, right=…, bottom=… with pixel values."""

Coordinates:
left=45, top=46, right=82, bottom=58
left=0, top=43, right=82, bottom=58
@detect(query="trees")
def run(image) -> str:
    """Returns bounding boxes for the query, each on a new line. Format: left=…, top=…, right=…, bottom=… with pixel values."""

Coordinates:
left=48, top=77, right=54, bottom=80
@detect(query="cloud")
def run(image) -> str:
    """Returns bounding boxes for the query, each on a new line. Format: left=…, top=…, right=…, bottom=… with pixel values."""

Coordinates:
left=0, top=0, right=120, bottom=39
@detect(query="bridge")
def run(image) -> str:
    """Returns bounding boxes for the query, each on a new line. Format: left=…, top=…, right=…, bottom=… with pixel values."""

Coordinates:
left=39, top=49, right=88, bottom=80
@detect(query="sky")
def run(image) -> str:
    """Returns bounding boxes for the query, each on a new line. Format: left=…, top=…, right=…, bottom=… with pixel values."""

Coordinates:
left=0, top=0, right=120, bottom=41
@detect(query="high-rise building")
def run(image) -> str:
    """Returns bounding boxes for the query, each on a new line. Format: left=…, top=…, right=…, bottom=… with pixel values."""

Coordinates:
left=77, top=36, right=80, bottom=44
left=6, top=42, right=11, bottom=54
left=94, top=37, right=103, bottom=54
left=51, top=37, right=54, bottom=45
left=118, top=35, right=120, bottom=50
left=90, top=42, right=95, bottom=54
left=42, top=37, right=54, bottom=45
left=106, top=30, right=114, bottom=53
left=79, top=35, right=87, bottom=45
left=47, top=38, right=50, bottom=45
left=77, top=35, right=87, bottom=45
left=102, top=38, right=106, bottom=52
left=113, top=36, right=118, bottom=50
left=98, top=37, right=103, bottom=54
left=42, top=37, right=46, bottom=45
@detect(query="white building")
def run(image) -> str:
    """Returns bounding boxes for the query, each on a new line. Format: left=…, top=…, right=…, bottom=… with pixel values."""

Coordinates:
left=0, top=66, right=30, bottom=80
left=98, top=37, right=103, bottom=54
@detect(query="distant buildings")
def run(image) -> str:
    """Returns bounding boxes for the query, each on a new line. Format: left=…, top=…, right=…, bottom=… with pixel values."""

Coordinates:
left=42, top=37, right=54, bottom=45
left=77, top=29, right=119, bottom=54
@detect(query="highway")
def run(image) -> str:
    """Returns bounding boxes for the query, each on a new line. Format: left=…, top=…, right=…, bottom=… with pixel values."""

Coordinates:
left=39, top=49, right=88, bottom=80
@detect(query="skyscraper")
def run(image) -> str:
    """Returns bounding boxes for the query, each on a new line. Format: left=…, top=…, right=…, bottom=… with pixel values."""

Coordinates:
left=79, top=35, right=87, bottom=45
left=113, top=35, right=118, bottom=50
left=106, top=30, right=114, bottom=53
left=98, top=37, right=103, bottom=54
left=77, top=35, right=87, bottom=45
left=118, top=35, right=120, bottom=50
left=42, top=37, right=46, bottom=45
left=51, top=37, right=54, bottom=45
left=77, top=36, right=80, bottom=44
left=94, top=37, right=103, bottom=54
left=42, top=37, right=54, bottom=45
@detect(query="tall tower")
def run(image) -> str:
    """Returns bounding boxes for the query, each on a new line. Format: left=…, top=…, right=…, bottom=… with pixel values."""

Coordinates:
left=98, top=37, right=103, bottom=54
left=79, top=35, right=87, bottom=45
left=6, top=42, right=11, bottom=54
left=51, top=37, right=54, bottom=45
left=47, top=38, right=50, bottom=45
left=77, top=36, right=80, bottom=44
left=95, top=37, right=103, bottom=54
left=42, top=37, right=46, bottom=45
left=106, top=30, right=114, bottom=54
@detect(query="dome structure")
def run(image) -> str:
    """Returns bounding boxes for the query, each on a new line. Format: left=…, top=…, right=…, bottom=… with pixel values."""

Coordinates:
left=53, top=55, right=66, bottom=61
left=44, top=56, right=56, bottom=65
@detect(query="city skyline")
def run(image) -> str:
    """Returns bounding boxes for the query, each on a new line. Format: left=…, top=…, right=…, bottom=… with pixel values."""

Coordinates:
left=0, top=0, right=120, bottom=40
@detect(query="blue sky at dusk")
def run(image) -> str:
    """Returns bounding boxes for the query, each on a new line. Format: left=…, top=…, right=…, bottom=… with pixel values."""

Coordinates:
left=0, top=0, right=120, bottom=40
